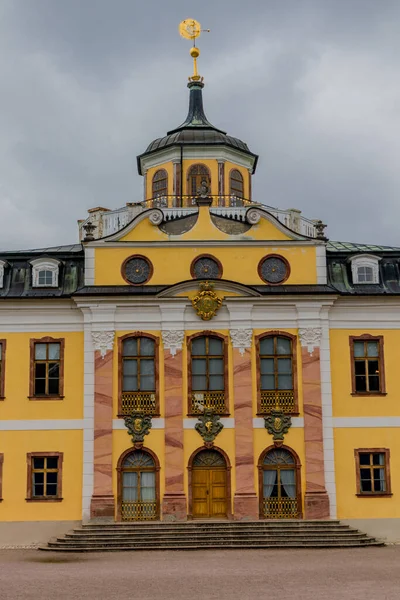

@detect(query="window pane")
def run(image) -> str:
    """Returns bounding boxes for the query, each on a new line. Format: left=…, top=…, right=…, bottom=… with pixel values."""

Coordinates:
left=191, top=337, right=206, bottom=355
left=373, top=468, right=386, bottom=492
left=140, top=376, right=155, bottom=391
left=35, top=363, right=46, bottom=378
left=35, top=344, right=47, bottom=360
left=277, top=358, right=292, bottom=374
left=122, top=338, right=138, bottom=357
left=209, top=375, right=224, bottom=391
left=355, top=376, right=367, bottom=392
left=0, top=345, right=2, bottom=360
left=209, top=338, right=223, bottom=355
left=368, top=375, right=380, bottom=392
left=359, top=453, right=370, bottom=466
left=354, top=361, right=366, bottom=375
left=360, top=478, right=372, bottom=492
left=48, top=343, right=60, bottom=360
left=260, top=358, right=274, bottom=375
left=123, top=360, right=138, bottom=376
left=34, top=378, right=46, bottom=395
left=367, top=342, right=379, bottom=357
left=373, top=453, right=384, bottom=466
left=33, top=471, right=44, bottom=483
left=278, top=374, right=293, bottom=390
left=260, top=337, right=274, bottom=355
left=209, top=358, right=224, bottom=375
left=46, top=484, right=58, bottom=496
left=140, top=360, right=154, bottom=376
left=122, top=472, right=138, bottom=501
left=48, top=378, right=59, bottom=395
left=33, top=457, right=44, bottom=469
left=139, top=338, right=155, bottom=356
left=33, top=483, right=44, bottom=496
left=47, top=458, right=58, bottom=469
left=192, top=359, right=206, bottom=375
left=48, top=363, right=59, bottom=378
left=353, top=342, right=365, bottom=358
left=192, top=375, right=207, bottom=391
left=276, top=338, right=291, bottom=355
left=261, top=375, right=275, bottom=390
left=367, top=360, right=379, bottom=376
left=123, top=376, right=138, bottom=391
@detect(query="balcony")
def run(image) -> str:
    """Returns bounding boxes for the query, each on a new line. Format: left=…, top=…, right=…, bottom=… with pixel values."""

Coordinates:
left=190, top=391, right=227, bottom=415
left=260, top=390, right=296, bottom=414
left=121, top=501, right=158, bottom=521
left=141, top=194, right=255, bottom=210
left=261, top=497, right=299, bottom=519
left=121, top=392, right=157, bottom=415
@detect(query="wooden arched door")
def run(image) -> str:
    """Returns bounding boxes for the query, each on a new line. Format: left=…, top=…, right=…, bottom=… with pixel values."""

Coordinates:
left=191, top=449, right=228, bottom=519
left=119, top=449, right=159, bottom=521
left=259, top=447, right=301, bottom=519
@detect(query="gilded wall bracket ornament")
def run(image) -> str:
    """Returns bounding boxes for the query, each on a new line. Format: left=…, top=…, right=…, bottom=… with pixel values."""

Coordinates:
left=124, top=413, right=152, bottom=449
left=195, top=409, right=224, bottom=448
left=264, top=408, right=292, bottom=446
left=298, top=327, right=322, bottom=354
left=91, top=330, right=115, bottom=359
left=191, top=281, right=223, bottom=321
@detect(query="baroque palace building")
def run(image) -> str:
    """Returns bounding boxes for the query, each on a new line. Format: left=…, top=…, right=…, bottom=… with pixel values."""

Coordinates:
left=1, top=33, right=400, bottom=545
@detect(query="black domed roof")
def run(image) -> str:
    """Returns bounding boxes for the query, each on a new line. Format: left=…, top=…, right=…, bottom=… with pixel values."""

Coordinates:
left=137, top=81, right=258, bottom=174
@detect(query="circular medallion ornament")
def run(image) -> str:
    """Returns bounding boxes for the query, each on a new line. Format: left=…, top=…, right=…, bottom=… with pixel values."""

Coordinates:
left=122, top=255, right=153, bottom=285
left=191, top=255, right=223, bottom=280
left=258, top=255, right=290, bottom=285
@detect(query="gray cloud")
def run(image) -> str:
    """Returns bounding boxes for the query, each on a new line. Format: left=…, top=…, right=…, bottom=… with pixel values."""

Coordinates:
left=0, top=0, right=399, bottom=248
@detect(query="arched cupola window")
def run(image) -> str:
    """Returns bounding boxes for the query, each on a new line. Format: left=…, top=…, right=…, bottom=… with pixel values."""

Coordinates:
left=259, top=447, right=301, bottom=519
left=229, top=169, right=244, bottom=198
left=152, top=169, right=168, bottom=199
left=187, top=164, right=211, bottom=197
left=118, top=334, right=159, bottom=416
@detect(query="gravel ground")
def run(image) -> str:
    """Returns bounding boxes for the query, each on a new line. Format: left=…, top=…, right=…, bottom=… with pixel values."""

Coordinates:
left=0, top=546, right=398, bottom=600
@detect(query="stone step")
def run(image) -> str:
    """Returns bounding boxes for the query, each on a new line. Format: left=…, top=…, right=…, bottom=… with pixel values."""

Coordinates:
left=83, top=520, right=343, bottom=528
left=69, top=526, right=356, bottom=536
left=63, top=532, right=368, bottom=541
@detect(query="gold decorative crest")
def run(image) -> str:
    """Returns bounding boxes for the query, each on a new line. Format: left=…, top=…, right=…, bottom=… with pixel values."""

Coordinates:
left=192, top=281, right=223, bottom=321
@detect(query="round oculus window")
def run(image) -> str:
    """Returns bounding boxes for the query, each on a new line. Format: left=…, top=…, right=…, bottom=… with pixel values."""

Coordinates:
left=259, top=255, right=290, bottom=284
left=123, top=255, right=153, bottom=285
left=191, top=256, right=222, bottom=279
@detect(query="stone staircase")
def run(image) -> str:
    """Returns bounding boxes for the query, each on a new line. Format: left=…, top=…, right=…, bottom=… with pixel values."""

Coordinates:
left=40, top=521, right=384, bottom=552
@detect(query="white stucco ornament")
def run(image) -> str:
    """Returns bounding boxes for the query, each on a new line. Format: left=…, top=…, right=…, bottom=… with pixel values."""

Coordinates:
left=162, top=330, right=185, bottom=356
left=230, top=329, right=253, bottom=356
left=148, top=209, right=163, bottom=226
left=91, top=331, right=115, bottom=358
left=299, top=328, right=322, bottom=354
left=246, top=208, right=261, bottom=225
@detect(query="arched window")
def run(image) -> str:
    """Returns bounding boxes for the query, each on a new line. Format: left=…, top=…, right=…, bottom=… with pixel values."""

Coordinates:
left=152, top=169, right=168, bottom=198
left=259, top=447, right=300, bottom=519
left=229, top=169, right=244, bottom=198
left=119, top=335, right=158, bottom=415
left=119, top=449, right=159, bottom=521
left=187, top=164, right=211, bottom=197
left=188, top=334, right=227, bottom=415
left=30, top=258, right=60, bottom=288
left=349, top=254, right=380, bottom=284
left=257, top=334, right=297, bottom=414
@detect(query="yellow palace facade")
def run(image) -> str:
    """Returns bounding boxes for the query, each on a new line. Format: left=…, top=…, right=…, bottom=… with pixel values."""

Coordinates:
left=1, top=43, right=400, bottom=546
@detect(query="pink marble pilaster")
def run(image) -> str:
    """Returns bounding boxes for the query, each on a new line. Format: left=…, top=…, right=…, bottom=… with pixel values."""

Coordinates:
left=162, top=347, right=187, bottom=521
left=232, top=347, right=258, bottom=520
left=90, top=348, right=115, bottom=518
left=302, top=345, right=330, bottom=519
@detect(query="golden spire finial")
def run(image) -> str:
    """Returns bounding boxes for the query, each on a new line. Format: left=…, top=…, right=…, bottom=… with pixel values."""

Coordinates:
left=179, top=18, right=210, bottom=82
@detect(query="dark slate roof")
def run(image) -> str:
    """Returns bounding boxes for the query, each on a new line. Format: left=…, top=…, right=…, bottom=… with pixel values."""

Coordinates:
left=0, top=244, right=83, bottom=254
left=137, top=81, right=258, bottom=174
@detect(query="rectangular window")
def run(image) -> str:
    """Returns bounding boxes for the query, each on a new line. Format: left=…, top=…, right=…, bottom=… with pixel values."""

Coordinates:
left=119, top=335, right=159, bottom=416
left=0, top=340, right=6, bottom=399
left=188, top=334, right=228, bottom=415
left=26, top=453, right=63, bottom=501
left=355, top=449, right=391, bottom=496
left=29, top=338, right=64, bottom=398
left=350, top=336, right=385, bottom=395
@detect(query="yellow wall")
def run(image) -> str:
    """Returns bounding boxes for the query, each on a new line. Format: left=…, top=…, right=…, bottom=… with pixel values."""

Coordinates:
left=0, top=431, right=82, bottom=521
left=335, top=428, right=400, bottom=519
left=1, top=331, right=84, bottom=420
left=330, top=329, right=400, bottom=417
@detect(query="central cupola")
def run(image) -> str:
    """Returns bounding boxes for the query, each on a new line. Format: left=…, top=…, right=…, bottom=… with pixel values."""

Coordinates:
left=137, top=19, right=258, bottom=206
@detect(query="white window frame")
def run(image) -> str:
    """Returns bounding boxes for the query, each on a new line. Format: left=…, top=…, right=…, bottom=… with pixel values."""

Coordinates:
left=349, top=254, right=381, bottom=285
left=30, top=258, right=60, bottom=288
left=0, top=260, right=6, bottom=289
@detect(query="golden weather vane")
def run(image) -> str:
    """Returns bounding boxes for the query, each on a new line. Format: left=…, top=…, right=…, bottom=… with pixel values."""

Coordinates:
left=179, top=18, right=210, bottom=82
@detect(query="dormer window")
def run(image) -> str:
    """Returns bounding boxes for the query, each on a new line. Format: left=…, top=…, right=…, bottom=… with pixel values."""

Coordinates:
left=30, top=258, right=60, bottom=288
left=349, top=255, right=380, bottom=285
left=0, top=261, right=6, bottom=289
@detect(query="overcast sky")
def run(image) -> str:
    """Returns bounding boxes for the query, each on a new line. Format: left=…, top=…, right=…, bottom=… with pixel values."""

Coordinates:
left=0, top=0, right=399, bottom=249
